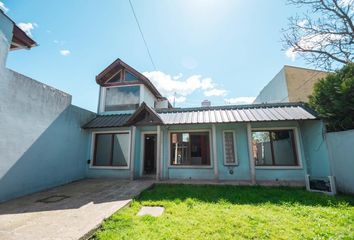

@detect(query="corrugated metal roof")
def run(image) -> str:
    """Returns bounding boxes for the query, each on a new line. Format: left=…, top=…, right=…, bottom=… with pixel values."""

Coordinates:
left=82, top=103, right=317, bottom=128
left=83, top=114, right=131, bottom=129
left=158, top=105, right=316, bottom=124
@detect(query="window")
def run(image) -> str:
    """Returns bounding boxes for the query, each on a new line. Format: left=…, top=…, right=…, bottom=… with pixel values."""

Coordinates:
left=106, top=71, right=122, bottom=84
left=170, top=132, right=210, bottom=166
left=105, top=85, right=140, bottom=111
left=252, top=129, right=299, bottom=167
left=124, top=70, right=138, bottom=82
left=93, top=132, right=130, bottom=167
left=223, top=131, right=237, bottom=165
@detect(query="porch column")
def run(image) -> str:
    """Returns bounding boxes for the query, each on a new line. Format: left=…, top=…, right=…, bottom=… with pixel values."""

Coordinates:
left=156, top=125, right=161, bottom=181
left=212, top=124, right=219, bottom=180
left=246, top=123, right=256, bottom=185
left=130, top=126, right=136, bottom=180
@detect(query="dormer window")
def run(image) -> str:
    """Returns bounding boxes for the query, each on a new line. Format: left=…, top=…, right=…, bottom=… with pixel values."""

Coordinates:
left=105, top=70, right=139, bottom=84
left=107, top=70, right=122, bottom=84
left=124, top=71, right=138, bottom=82
left=105, top=85, right=140, bottom=111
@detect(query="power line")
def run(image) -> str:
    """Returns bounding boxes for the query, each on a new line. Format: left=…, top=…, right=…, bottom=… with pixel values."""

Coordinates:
left=128, top=0, right=157, bottom=71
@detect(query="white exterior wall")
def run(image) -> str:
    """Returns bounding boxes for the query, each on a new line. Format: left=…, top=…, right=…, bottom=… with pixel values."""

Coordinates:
left=98, top=84, right=157, bottom=115
left=253, top=68, right=289, bottom=103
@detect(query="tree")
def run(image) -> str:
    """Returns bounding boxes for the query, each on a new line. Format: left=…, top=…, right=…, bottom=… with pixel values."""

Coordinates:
left=309, top=63, right=354, bottom=131
left=282, top=0, right=354, bottom=70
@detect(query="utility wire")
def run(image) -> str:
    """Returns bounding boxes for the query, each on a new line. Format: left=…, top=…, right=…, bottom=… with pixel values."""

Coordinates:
left=128, top=0, right=157, bottom=71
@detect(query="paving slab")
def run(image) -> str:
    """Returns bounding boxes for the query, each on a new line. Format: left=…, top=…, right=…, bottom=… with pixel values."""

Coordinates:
left=0, top=179, right=154, bottom=240
left=137, top=206, right=164, bottom=217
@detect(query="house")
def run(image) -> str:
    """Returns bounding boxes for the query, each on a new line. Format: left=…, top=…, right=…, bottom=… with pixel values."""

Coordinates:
left=0, top=8, right=336, bottom=203
left=83, top=59, right=334, bottom=189
left=253, top=65, right=328, bottom=104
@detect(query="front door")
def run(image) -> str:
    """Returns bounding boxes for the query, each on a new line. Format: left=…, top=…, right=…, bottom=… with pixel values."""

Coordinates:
left=143, top=134, right=157, bottom=175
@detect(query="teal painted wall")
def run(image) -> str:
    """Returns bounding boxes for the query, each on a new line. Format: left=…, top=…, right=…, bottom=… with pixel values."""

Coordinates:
left=161, top=124, right=215, bottom=180
left=216, top=124, right=251, bottom=181
left=299, top=120, right=330, bottom=177
left=85, top=127, right=132, bottom=179
left=326, top=129, right=354, bottom=194
left=86, top=120, right=331, bottom=184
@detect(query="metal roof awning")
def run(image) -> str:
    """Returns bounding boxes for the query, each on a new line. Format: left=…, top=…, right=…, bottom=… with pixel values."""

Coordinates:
left=82, top=102, right=318, bottom=129
left=83, top=114, right=131, bottom=129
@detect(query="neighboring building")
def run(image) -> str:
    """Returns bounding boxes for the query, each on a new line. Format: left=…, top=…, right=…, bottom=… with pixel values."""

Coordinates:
left=254, top=65, right=328, bottom=104
left=83, top=59, right=333, bottom=190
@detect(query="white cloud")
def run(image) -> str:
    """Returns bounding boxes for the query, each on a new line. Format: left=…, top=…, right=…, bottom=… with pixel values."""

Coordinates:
left=17, top=22, right=38, bottom=37
left=0, top=1, right=9, bottom=12
left=143, top=71, right=220, bottom=96
left=143, top=71, right=227, bottom=106
left=339, top=0, right=354, bottom=6
left=60, top=49, right=71, bottom=56
left=298, top=19, right=308, bottom=28
left=167, top=96, right=187, bottom=104
left=204, top=89, right=227, bottom=97
left=224, top=97, right=256, bottom=105
left=286, top=47, right=297, bottom=61
left=285, top=25, right=344, bottom=61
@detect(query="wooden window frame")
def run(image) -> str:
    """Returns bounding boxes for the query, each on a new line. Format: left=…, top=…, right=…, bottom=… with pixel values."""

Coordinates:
left=252, top=127, right=302, bottom=169
left=90, top=131, right=131, bottom=169
left=223, top=130, right=238, bottom=166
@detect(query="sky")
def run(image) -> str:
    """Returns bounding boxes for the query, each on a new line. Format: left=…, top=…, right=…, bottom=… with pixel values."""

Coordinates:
left=1, top=0, right=311, bottom=112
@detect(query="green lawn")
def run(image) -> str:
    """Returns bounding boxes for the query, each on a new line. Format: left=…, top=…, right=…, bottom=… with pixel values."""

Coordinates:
left=93, top=184, right=354, bottom=240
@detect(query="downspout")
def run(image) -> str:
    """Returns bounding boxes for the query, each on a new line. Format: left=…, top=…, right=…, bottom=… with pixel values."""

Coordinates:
left=212, top=124, right=219, bottom=180
left=156, top=125, right=161, bottom=181
left=246, top=123, right=256, bottom=185
left=130, top=126, right=136, bottom=180
left=160, top=126, right=164, bottom=180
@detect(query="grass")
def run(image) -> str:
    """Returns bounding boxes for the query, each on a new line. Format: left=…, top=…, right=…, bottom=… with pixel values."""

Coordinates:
left=93, top=184, right=354, bottom=240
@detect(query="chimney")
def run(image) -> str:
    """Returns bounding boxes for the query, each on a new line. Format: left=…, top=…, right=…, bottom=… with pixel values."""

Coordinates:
left=201, top=100, right=211, bottom=107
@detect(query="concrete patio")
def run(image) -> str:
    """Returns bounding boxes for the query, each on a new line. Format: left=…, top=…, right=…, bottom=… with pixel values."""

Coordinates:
left=0, top=179, right=154, bottom=240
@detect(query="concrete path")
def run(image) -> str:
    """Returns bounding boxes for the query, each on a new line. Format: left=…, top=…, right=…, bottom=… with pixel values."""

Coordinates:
left=0, top=179, right=154, bottom=240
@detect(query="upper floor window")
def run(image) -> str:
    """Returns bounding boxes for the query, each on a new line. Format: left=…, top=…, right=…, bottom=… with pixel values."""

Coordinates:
left=124, top=71, right=138, bottom=82
left=252, top=129, right=299, bottom=167
left=107, top=71, right=122, bottom=84
left=105, top=70, right=139, bottom=84
left=105, top=85, right=140, bottom=111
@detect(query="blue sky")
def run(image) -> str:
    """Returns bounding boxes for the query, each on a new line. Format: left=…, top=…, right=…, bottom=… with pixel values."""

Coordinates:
left=2, top=0, right=309, bottom=111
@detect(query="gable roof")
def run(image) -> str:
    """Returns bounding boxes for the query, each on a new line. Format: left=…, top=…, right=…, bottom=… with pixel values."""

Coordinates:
left=83, top=102, right=318, bottom=129
left=125, top=102, right=164, bottom=126
left=96, top=58, right=163, bottom=99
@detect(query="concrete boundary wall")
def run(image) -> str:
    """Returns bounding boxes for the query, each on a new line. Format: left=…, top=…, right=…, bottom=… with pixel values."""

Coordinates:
left=326, top=129, right=354, bottom=194
left=0, top=22, right=95, bottom=202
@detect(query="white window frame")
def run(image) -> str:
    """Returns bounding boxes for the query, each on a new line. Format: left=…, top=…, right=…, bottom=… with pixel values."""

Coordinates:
left=90, top=130, right=131, bottom=170
left=167, top=129, right=213, bottom=169
left=252, top=126, right=303, bottom=170
left=222, top=130, right=238, bottom=166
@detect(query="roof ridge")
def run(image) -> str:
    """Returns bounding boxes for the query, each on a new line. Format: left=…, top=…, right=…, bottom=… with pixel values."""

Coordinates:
left=156, top=102, right=307, bottom=113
